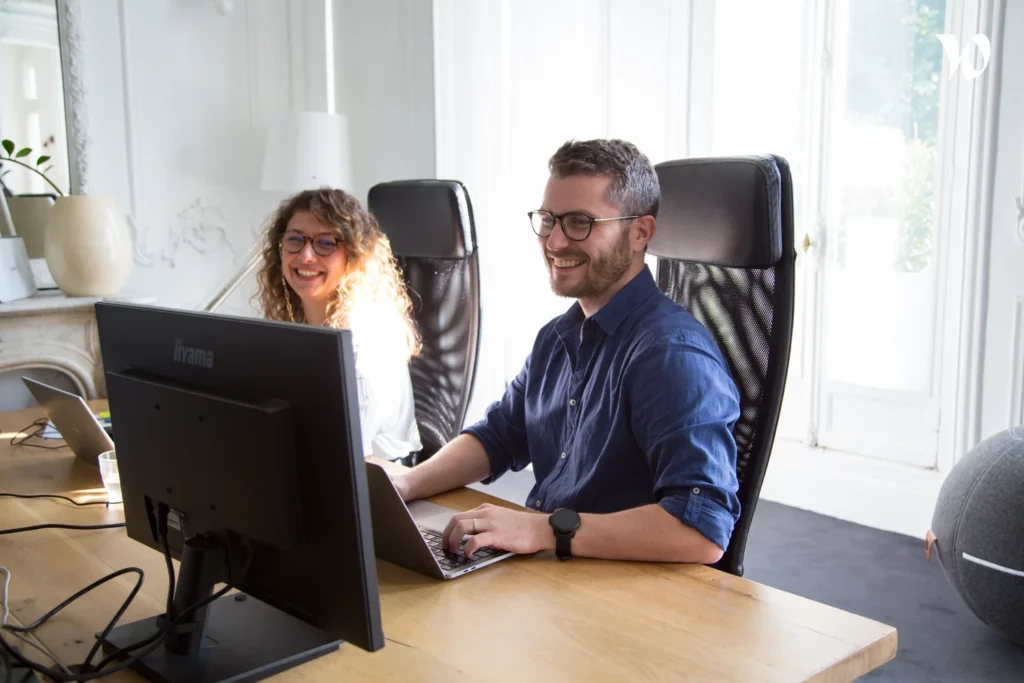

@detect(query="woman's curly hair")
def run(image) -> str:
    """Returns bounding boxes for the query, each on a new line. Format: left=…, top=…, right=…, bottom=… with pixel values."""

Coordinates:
left=254, top=188, right=421, bottom=362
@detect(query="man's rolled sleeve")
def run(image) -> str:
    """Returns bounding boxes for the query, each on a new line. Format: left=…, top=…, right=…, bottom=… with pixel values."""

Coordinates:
left=658, top=487, right=739, bottom=553
left=625, top=333, right=742, bottom=552
left=460, top=354, right=532, bottom=484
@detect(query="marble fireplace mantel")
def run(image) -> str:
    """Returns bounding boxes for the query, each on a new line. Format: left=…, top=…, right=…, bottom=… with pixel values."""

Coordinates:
left=0, top=291, right=155, bottom=398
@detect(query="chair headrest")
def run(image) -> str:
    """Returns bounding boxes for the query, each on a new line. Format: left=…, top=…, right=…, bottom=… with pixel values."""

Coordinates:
left=650, top=156, right=783, bottom=268
left=367, top=180, right=476, bottom=259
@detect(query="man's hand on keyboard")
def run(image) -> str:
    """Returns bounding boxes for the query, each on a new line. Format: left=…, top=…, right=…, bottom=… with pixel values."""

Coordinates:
left=442, top=503, right=555, bottom=557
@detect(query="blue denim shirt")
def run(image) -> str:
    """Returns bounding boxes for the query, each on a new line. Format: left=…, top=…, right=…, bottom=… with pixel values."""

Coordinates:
left=462, top=266, right=741, bottom=551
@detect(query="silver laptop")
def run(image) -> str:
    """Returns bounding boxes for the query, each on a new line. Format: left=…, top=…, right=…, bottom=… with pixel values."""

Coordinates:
left=22, top=377, right=115, bottom=468
left=365, top=461, right=515, bottom=580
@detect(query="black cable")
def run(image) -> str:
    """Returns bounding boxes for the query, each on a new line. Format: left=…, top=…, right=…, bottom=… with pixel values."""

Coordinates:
left=0, top=567, right=145, bottom=682
left=160, top=524, right=176, bottom=621
left=80, top=568, right=146, bottom=673
left=0, top=622, right=172, bottom=683
left=3, top=568, right=143, bottom=635
left=90, top=545, right=247, bottom=674
left=0, top=493, right=111, bottom=508
left=92, top=578, right=236, bottom=673
left=0, top=538, right=249, bottom=681
left=9, top=420, right=66, bottom=450
left=93, top=538, right=250, bottom=673
left=0, top=523, right=125, bottom=536
left=82, top=507, right=173, bottom=674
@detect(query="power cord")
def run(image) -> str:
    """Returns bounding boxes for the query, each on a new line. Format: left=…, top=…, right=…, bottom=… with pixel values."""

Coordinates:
left=0, top=493, right=111, bottom=508
left=91, top=535, right=252, bottom=674
left=0, top=567, right=8, bottom=626
left=0, top=523, right=125, bottom=536
left=9, top=420, right=66, bottom=450
left=0, top=566, right=73, bottom=677
left=0, top=508, right=251, bottom=681
left=0, top=493, right=122, bottom=534
left=77, top=505, right=172, bottom=674
left=0, top=566, right=147, bottom=682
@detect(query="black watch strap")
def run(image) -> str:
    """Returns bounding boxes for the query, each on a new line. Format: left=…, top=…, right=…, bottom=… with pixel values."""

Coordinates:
left=549, top=508, right=581, bottom=561
left=555, top=530, right=573, bottom=561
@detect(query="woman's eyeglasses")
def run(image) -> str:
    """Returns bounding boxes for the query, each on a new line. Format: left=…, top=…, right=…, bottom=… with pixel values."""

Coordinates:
left=280, top=232, right=341, bottom=257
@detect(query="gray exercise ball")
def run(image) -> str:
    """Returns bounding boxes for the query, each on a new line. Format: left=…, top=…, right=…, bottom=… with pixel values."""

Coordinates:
left=930, top=425, right=1024, bottom=646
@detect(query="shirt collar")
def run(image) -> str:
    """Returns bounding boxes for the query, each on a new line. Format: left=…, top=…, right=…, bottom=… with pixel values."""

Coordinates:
left=591, top=265, right=659, bottom=336
left=553, top=265, right=660, bottom=339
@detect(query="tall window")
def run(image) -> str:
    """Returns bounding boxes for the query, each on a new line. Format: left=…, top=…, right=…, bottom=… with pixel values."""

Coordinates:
left=823, top=0, right=946, bottom=394
left=434, top=0, right=954, bottom=455
left=0, top=41, right=69, bottom=196
left=712, top=0, right=949, bottom=465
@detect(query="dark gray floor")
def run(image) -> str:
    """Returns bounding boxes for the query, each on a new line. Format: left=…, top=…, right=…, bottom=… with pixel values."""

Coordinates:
left=474, top=470, right=1024, bottom=681
left=744, top=501, right=1024, bottom=682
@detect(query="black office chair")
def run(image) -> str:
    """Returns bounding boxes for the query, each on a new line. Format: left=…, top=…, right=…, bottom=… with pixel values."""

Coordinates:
left=650, top=155, right=795, bottom=577
left=367, top=180, right=481, bottom=464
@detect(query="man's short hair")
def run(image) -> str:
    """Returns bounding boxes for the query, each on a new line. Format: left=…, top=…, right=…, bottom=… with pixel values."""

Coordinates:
left=548, top=139, right=660, bottom=219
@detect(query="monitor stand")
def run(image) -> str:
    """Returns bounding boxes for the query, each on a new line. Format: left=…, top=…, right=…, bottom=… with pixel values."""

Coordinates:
left=98, top=535, right=340, bottom=683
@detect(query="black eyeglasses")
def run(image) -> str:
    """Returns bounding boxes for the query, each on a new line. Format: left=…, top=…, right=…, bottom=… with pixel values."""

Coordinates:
left=280, top=232, right=341, bottom=257
left=528, top=210, right=640, bottom=241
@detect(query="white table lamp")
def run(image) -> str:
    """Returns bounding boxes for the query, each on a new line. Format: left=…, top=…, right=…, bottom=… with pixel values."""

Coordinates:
left=203, top=112, right=354, bottom=314
left=260, top=111, right=354, bottom=193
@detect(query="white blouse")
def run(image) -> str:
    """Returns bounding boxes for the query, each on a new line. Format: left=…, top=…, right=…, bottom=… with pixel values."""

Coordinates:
left=350, top=317, right=422, bottom=461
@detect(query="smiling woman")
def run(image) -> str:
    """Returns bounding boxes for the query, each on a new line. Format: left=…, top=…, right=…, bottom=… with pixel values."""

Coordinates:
left=253, top=188, right=424, bottom=463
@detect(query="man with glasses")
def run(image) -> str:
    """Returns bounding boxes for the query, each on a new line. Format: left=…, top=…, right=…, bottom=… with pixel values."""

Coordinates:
left=393, top=139, right=741, bottom=565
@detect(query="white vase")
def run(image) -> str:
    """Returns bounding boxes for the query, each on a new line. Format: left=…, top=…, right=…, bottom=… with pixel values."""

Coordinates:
left=44, top=196, right=133, bottom=296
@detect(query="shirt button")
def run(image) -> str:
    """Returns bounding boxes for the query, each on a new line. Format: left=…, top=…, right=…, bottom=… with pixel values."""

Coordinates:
left=534, top=501, right=541, bottom=508
left=561, top=452, right=567, bottom=459
left=569, top=398, right=577, bottom=406
left=692, top=487, right=701, bottom=495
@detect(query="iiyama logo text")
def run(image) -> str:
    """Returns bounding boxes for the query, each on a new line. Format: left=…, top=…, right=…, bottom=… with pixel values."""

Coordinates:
left=174, top=338, right=214, bottom=368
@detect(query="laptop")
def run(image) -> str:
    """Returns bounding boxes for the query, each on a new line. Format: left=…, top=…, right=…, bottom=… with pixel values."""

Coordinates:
left=365, top=461, right=515, bottom=579
left=21, top=377, right=115, bottom=468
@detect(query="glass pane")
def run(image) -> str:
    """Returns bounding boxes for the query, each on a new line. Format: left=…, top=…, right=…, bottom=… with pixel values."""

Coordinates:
left=712, top=0, right=811, bottom=169
left=711, top=0, right=813, bottom=439
left=821, top=0, right=947, bottom=394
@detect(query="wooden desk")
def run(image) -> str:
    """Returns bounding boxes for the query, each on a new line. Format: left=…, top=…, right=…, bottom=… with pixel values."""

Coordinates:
left=0, top=403, right=897, bottom=682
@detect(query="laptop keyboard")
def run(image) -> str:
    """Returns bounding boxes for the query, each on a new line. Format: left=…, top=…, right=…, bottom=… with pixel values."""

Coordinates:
left=418, top=527, right=502, bottom=571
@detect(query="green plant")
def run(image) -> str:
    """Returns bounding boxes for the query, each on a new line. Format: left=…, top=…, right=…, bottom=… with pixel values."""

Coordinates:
left=0, top=139, right=64, bottom=196
left=896, top=138, right=936, bottom=272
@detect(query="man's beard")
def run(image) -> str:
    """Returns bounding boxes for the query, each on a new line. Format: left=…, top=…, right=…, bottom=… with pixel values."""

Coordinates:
left=545, top=227, right=632, bottom=300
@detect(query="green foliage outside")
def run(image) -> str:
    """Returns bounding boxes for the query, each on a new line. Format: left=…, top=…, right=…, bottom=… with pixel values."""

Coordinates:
left=839, top=0, right=945, bottom=273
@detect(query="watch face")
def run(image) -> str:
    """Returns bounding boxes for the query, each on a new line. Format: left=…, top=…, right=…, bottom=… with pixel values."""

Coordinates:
left=550, top=508, right=580, bottom=533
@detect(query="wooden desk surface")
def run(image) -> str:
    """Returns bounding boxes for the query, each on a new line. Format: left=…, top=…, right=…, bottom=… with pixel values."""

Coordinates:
left=0, top=403, right=896, bottom=682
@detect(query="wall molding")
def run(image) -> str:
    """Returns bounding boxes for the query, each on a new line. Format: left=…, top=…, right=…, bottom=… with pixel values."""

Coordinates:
left=948, top=0, right=1006, bottom=467
left=55, top=0, right=89, bottom=194
left=1011, top=297, right=1024, bottom=428
left=129, top=198, right=238, bottom=269
left=1016, top=101, right=1024, bottom=244
left=1015, top=195, right=1024, bottom=244
left=1016, top=140, right=1024, bottom=243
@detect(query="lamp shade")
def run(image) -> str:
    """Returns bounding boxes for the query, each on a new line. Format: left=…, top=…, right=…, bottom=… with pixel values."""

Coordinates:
left=260, top=111, right=353, bottom=193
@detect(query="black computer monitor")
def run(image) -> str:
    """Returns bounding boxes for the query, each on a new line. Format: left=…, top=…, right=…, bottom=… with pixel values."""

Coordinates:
left=93, top=301, right=384, bottom=683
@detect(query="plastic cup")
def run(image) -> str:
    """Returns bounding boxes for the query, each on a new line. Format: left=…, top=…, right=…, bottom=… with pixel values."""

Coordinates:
left=98, top=450, right=123, bottom=504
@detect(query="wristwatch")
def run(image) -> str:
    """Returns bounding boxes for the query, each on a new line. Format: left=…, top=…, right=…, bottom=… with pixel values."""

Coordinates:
left=548, top=508, right=581, bottom=561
